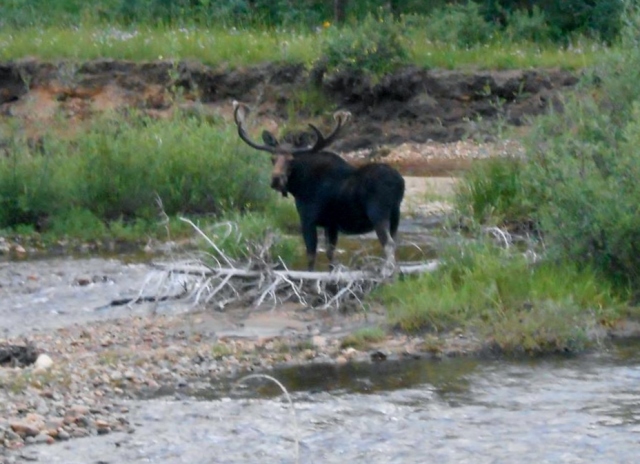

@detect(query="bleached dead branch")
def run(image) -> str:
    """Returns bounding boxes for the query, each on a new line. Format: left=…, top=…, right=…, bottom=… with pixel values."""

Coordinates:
left=124, top=218, right=439, bottom=312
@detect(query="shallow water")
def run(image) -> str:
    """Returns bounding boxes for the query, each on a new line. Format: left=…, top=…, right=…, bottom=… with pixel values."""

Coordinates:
left=28, top=341, right=640, bottom=464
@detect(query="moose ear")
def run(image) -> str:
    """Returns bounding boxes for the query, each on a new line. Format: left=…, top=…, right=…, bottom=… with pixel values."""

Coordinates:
left=262, top=131, right=279, bottom=147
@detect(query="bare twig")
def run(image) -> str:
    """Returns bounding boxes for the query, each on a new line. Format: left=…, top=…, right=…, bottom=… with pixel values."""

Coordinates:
left=235, top=374, right=300, bottom=464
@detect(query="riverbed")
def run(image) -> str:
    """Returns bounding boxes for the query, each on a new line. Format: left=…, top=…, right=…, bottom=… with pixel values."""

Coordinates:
left=14, top=341, right=640, bottom=464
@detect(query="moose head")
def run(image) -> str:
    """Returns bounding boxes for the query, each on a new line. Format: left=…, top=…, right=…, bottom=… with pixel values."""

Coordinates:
left=233, top=101, right=351, bottom=197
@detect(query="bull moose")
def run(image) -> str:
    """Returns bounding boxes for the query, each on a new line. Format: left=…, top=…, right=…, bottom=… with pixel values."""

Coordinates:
left=233, top=102, right=405, bottom=271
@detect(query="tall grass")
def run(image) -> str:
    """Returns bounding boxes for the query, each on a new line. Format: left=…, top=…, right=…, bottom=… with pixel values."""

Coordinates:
left=0, top=112, right=274, bottom=230
left=377, top=243, right=627, bottom=354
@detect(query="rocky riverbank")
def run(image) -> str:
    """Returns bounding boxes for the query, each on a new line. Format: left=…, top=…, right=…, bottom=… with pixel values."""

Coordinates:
left=0, top=294, right=481, bottom=456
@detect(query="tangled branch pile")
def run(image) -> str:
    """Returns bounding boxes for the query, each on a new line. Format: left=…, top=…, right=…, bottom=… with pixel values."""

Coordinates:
left=128, top=219, right=438, bottom=312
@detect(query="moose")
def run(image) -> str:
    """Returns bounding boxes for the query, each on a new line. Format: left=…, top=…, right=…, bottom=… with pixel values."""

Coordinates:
left=233, top=101, right=405, bottom=272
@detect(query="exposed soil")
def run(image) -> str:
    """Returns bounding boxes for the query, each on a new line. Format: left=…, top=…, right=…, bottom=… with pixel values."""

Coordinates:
left=0, top=59, right=576, bottom=168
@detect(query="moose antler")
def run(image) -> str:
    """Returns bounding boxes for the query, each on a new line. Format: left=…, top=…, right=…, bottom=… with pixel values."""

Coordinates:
left=233, top=101, right=276, bottom=153
left=293, top=110, right=351, bottom=155
left=233, top=101, right=351, bottom=155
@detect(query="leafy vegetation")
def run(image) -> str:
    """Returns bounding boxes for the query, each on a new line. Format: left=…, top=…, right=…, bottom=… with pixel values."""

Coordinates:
left=455, top=2, right=640, bottom=291
left=321, top=12, right=409, bottom=76
left=455, top=157, right=535, bottom=230
left=0, top=1, right=623, bottom=44
left=378, top=243, right=628, bottom=354
left=0, top=113, right=271, bottom=227
left=0, top=110, right=303, bottom=260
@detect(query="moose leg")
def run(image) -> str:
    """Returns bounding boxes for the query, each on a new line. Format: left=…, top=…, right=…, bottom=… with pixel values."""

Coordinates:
left=325, top=227, right=338, bottom=270
left=390, top=206, right=400, bottom=241
left=374, top=220, right=397, bottom=273
left=301, top=221, right=319, bottom=271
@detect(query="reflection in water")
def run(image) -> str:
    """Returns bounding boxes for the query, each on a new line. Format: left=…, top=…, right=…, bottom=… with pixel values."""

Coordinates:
left=32, top=341, right=640, bottom=464
left=237, top=357, right=478, bottom=405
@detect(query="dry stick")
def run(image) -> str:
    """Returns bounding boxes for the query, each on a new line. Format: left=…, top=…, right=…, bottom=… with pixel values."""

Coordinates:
left=235, top=374, right=300, bottom=464
left=179, top=217, right=235, bottom=267
left=191, top=275, right=214, bottom=305
left=483, top=226, right=512, bottom=249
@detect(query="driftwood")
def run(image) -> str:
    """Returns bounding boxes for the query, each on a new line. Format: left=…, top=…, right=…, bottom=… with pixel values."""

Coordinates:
left=146, top=258, right=439, bottom=311
left=108, top=218, right=440, bottom=312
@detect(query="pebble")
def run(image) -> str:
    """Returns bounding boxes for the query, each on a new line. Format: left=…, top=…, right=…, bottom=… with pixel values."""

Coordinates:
left=33, top=354, right=54, bottom=372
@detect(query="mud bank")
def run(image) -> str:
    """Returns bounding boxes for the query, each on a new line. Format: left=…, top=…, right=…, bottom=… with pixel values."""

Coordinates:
left=0, top=59, right=578, bottom=149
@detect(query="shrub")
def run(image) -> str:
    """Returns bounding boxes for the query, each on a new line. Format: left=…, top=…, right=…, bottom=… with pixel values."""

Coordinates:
left=503, top=6, right=552, bottom=43
left=425, top=2, right=496, bottom=48
left=484, top=0, right=624, bottom=43
left=320, top=12, right=409, bottom=76
left=512, top=3, right=640, bottom=288
left=455, top=157, right=536, bottom=230
left=0, top=137, right=70, bottom=228
left=459, top=3, right=640, bottom=289
left=0, top=112, right=275, bottom=232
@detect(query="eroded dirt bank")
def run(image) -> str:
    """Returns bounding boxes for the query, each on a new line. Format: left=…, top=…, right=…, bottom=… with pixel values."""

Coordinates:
left=0, top=60, right=578, bottom=151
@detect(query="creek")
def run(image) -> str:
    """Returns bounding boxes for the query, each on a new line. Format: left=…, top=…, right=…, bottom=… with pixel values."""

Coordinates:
left=28, top=340, right=640, bottom=463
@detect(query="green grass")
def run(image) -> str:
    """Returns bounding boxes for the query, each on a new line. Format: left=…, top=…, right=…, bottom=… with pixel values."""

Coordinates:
left=377, top=243, right=628, bottom=355
left=407, top=39, right=600, bottom=71
left=0, top=24, right=600, bottom=70
left=340, top=327, right=387, bottom=350
left=0, top=111, right=272, bottom=227
left=0, top=25, right=320, bottom=65
left=454, top=157, right=536, bottom=230
left=195, top=211, right=300, bottom=265
left=0, top=107, right=306, bottom=265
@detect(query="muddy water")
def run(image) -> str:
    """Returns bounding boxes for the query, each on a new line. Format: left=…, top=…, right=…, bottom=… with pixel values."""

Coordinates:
left=26, top=341, right=640, bottom=464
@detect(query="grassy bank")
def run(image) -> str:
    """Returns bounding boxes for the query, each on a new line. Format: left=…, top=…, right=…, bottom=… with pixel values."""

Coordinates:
left=377, top=244, right=631, bottom=355
left=0, top=24, right=599, bottom=70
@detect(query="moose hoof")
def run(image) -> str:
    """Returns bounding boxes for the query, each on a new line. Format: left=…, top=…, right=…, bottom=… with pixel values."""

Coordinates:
left=380, top=260, right=397, bottom=279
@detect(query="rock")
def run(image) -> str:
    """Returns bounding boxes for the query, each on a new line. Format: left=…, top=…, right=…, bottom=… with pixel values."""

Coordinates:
left=95, top=420, right=109, bottom=429
left=4, top=429, right=22, bottom=441
left=34, top=432, right=52, bottom=444
left=57, top=429, right=70, bottom=441
left=71, top=428, right=90, bottom=438
left=73, top=277, right=92, bottom=286
left=335, top=355, right=348, bottom=365
left=33, top=354, right=53, bottom=372
left=12, top=245, right=26, bottom=255
left=342, top=347, right=358, bottom=359
left=311, top=335, right=327, bottom=348
left=68, top=405, right=90, bottom=416
left=370, top=350, right=388, bottom=362
left=10, top=422, right=40, bottom=438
